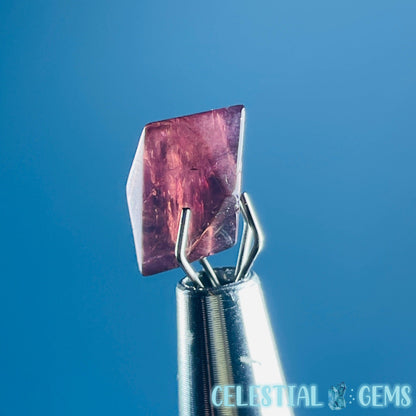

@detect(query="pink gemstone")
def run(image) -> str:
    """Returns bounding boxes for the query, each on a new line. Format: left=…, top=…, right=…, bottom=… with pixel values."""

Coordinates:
left=127, top=105, right=245, bottom=276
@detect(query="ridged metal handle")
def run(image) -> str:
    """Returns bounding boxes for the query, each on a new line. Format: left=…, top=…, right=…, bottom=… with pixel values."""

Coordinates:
left=177, top=268, right=294, bottom=416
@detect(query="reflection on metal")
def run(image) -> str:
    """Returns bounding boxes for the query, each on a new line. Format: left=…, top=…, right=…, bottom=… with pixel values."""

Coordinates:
left=175, top=208, right=204, bottom=288
left=177, top=269, right=293, bottom=416
left=235, top=192, right=265, bottom=282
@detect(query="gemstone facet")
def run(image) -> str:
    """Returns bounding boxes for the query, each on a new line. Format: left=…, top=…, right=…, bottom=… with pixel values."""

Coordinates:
left=127, top=105, right=245, bottom=276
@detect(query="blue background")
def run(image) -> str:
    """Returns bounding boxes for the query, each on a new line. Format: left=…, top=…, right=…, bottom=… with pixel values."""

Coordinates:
left=1, top=1, right=415, bottom=415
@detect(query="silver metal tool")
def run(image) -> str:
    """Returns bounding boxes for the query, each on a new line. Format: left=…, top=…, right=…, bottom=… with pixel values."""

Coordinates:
left=175, top=193, right=294, bottom=416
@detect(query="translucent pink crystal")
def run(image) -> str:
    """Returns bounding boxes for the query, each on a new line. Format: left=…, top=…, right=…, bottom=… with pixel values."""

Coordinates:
left=126, top=105, right=245, bottom=276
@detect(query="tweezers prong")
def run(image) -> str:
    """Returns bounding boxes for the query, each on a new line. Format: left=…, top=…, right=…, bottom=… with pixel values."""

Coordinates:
left=199, top=258, right=220, bottom=287
left=235, top=193, right=265, bottom=282
left=175, top=208, right=204, bottom=288
left=235, top=221, right=252, bottom=278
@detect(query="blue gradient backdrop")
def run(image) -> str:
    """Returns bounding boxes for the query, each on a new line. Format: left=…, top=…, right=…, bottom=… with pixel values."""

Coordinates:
left=1, top=1, right=415, bottom=415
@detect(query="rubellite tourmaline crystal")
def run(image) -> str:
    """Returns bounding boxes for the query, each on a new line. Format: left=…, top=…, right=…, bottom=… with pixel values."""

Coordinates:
left=126, top=105, right=245, bottom=276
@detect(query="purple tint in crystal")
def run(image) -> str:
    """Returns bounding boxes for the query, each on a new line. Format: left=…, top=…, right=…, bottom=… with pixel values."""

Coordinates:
left=126, top=105, right=245, bottom=276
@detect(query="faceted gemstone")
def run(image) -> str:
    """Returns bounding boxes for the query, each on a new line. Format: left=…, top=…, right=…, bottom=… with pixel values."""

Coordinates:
left=126, top=105, right=245, bottom=276
left=328, top=382, right=347, bottom=410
